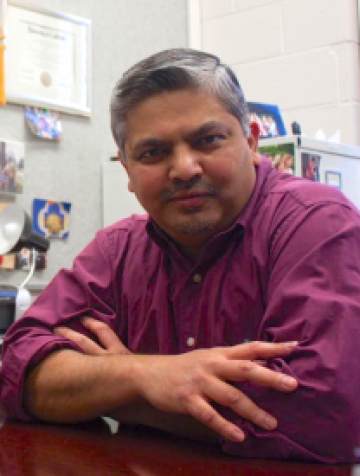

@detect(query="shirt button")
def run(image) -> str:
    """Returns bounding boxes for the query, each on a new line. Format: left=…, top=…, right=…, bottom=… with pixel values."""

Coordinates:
left=187, top=337, right=195, bottom=347
left=193, top=273, right=202, bottom=283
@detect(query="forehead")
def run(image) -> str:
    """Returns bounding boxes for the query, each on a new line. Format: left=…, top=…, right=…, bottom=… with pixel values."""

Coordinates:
left=124, top=90, right=238, bottom=146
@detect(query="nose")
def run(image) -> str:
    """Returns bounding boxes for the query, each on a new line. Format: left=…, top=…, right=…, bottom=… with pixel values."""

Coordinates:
left=168, top=146, right=203, bottom=182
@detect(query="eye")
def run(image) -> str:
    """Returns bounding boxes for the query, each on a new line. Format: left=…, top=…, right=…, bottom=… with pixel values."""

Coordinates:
left=137, top=148, right=168, bottom=163
left=196, top=134, right=226, bottom=148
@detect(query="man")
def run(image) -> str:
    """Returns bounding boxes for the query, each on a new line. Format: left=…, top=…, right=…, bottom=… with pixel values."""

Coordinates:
left=1, top=49, right=360, bottom=463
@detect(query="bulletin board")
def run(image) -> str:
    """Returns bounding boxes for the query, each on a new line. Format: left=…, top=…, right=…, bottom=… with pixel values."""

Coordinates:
left=0, top=0, right=187, bottom=289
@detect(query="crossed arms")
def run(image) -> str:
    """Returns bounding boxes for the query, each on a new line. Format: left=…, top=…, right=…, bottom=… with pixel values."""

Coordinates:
left=25, top=318, right=298, bottom=444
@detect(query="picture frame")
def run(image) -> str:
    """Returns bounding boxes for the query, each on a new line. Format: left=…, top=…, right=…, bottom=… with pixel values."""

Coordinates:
left=5, top=2, right=92, bottom=116
left=247, top=102, right=287, bottom=139
left=325, top=170, right=342, bottom=189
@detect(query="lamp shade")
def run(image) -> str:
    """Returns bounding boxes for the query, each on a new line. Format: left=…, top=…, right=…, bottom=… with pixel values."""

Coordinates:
left=0, top=204, right=49, bottom=254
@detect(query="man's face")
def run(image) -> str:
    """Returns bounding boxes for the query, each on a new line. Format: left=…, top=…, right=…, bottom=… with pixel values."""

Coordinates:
left=121, top=89, right=256, bottom=255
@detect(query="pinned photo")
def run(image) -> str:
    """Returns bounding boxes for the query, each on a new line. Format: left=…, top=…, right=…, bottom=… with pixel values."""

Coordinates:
left=32, top=199, right=71, bottom=239
left=0, top=248, right=47, bottom=271
left=301, top=153, right=321, bottom=182
left=25, top=107, right=62, bottom=141
left=259, top=143, right=295, bottom=175
left=0, top=139, right=25, bottom=194
left=15, top=248, right=47, bottom=271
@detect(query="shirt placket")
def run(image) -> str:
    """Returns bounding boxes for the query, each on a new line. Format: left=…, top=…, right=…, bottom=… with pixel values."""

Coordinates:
left=175, top=265, right=205, bottom=354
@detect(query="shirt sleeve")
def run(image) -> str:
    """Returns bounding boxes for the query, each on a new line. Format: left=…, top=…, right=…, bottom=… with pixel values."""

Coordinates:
left=0, top=230, right=119, bottom=421
left=222, top=200, right=360, bottom=463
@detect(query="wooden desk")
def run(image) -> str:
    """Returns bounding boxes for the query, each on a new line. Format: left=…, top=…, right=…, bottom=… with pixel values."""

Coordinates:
left=0, top=418, right=356, bottom=475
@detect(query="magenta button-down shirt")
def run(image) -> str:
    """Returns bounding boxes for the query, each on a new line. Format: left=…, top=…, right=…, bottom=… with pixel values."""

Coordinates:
left=1, top=159, right=360, bottom=462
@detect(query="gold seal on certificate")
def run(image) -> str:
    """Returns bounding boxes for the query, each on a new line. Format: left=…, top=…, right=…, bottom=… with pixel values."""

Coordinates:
left=40, top=72, right=52, bottom=88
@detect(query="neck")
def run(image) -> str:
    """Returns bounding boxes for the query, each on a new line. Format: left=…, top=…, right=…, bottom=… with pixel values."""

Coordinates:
left=176, top=242, right=204, bottom=263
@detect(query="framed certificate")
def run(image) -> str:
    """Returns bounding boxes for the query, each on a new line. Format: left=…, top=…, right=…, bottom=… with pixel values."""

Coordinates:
left=6, top=2, right=91, bottom=116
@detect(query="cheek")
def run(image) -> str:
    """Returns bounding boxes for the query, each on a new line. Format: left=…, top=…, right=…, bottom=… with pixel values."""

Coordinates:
left=209, top=150, right=243, bottom=185
left=129, top=167, right=166, bottom=200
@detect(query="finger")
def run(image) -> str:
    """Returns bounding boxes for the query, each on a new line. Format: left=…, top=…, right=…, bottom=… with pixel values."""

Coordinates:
left=81, top=317, right=130, bottom=354
left=204, top=377, right=278, bottom=431
left=216, top=359, right=297, bottom=392
left=54, top=326, right=106, bottom=355
left=226, top=340, right=298, bottom=361
left=253, top=359, right=267, bottom=367
left=185, top=395, right=245, bottom=443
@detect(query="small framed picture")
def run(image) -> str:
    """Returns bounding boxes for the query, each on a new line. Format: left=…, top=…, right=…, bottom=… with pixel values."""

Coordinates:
left=325, top=171, right=342, bottom=189
left=247, top=102, right=286, bottom=139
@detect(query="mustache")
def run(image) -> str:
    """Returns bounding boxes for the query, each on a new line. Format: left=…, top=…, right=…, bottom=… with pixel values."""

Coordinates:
left=161, top=177, right=217, bottom=203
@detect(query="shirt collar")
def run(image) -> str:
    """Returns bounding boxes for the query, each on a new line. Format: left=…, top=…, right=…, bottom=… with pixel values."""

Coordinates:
left=234, top=157, right=273, bottom=229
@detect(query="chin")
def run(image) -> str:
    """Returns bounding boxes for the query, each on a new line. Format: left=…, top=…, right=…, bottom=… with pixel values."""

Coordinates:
left=170, top=216, right=219, bottom=237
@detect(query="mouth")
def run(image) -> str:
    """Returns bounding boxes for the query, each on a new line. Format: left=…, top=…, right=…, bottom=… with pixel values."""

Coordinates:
left=169, top=192, right=213, bottom=208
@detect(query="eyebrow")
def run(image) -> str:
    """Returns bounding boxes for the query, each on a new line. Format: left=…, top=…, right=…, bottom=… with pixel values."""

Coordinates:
left=186, top=121, right=232, bottom=142
left=130, top=121, right=232, bottom=156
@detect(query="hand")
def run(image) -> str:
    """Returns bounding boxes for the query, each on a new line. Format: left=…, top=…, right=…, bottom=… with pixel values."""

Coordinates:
left=54, top=320, right=298, bottom=443
left=135, top=341, right=298, bottom=443
left=54, top=317, right=130, bottom=355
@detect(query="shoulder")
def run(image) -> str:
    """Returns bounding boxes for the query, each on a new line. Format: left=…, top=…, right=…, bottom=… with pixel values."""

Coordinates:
left=95, top=214, right=150, bottom=251
left=250, top=166, right=360, bottom=259
left=259, top=169, right=359, bottom=225
left=100, top=213, right=149, bottom=236
left=264, top=169, right=352, bottom=209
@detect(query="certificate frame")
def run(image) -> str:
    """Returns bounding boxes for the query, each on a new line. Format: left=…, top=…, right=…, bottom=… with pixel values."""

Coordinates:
left=6, top=2, right=92, bottom=116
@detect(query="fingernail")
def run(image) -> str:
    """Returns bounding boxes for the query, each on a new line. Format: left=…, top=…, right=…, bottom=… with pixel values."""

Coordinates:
left=263, top=414, right=277, bottom=430
left=281, top=375, right=297, bottom=390
left=231, top=428, right=245, bottom=442
left=54, top=327, right=66, bottom=335
left=285, top=341, right=298, bottom=350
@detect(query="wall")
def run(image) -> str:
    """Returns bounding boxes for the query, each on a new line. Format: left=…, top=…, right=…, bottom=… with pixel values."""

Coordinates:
left=0, top=0, right=187, bottom=288
left=189, top=0, right=360, bottom=145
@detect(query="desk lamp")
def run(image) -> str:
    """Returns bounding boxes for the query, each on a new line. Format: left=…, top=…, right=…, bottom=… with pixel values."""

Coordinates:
left=0, top=204, right=49, bottom=320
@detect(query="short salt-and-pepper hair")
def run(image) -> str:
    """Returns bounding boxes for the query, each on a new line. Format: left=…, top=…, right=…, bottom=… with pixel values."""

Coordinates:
left=110, top=48, right=250, bottom=161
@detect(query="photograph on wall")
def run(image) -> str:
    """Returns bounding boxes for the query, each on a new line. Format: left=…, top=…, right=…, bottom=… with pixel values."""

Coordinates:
left=0, top=254, right=16, bottom=270
left=15, top=248, right=47, bottom=271
left=247, top=102, right=287, bottom=139
left=0, top=248, right=47, bottom=271
left=0, top=249, right=47, bottom=271
left=0, top=139, right=25, bottom=194
left=325, top=170, right=342, bottom=189
left=259, top=142, right=295, bottom=175
left=301, top=153, right=321, bottom=182
left=25, top=107, right=63, bottom=141
left=32, top=199, right=72, bottom=239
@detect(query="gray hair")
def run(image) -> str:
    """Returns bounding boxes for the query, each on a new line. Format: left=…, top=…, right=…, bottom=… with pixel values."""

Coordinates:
left=110, top=48, right=249, bottom=159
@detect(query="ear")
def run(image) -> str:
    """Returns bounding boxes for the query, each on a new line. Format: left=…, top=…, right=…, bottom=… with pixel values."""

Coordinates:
left=247, top=121, right=261, bottom=166
left=247, top=121, right=259, bottom=152
left=117, top=149, right=134, bottom=193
